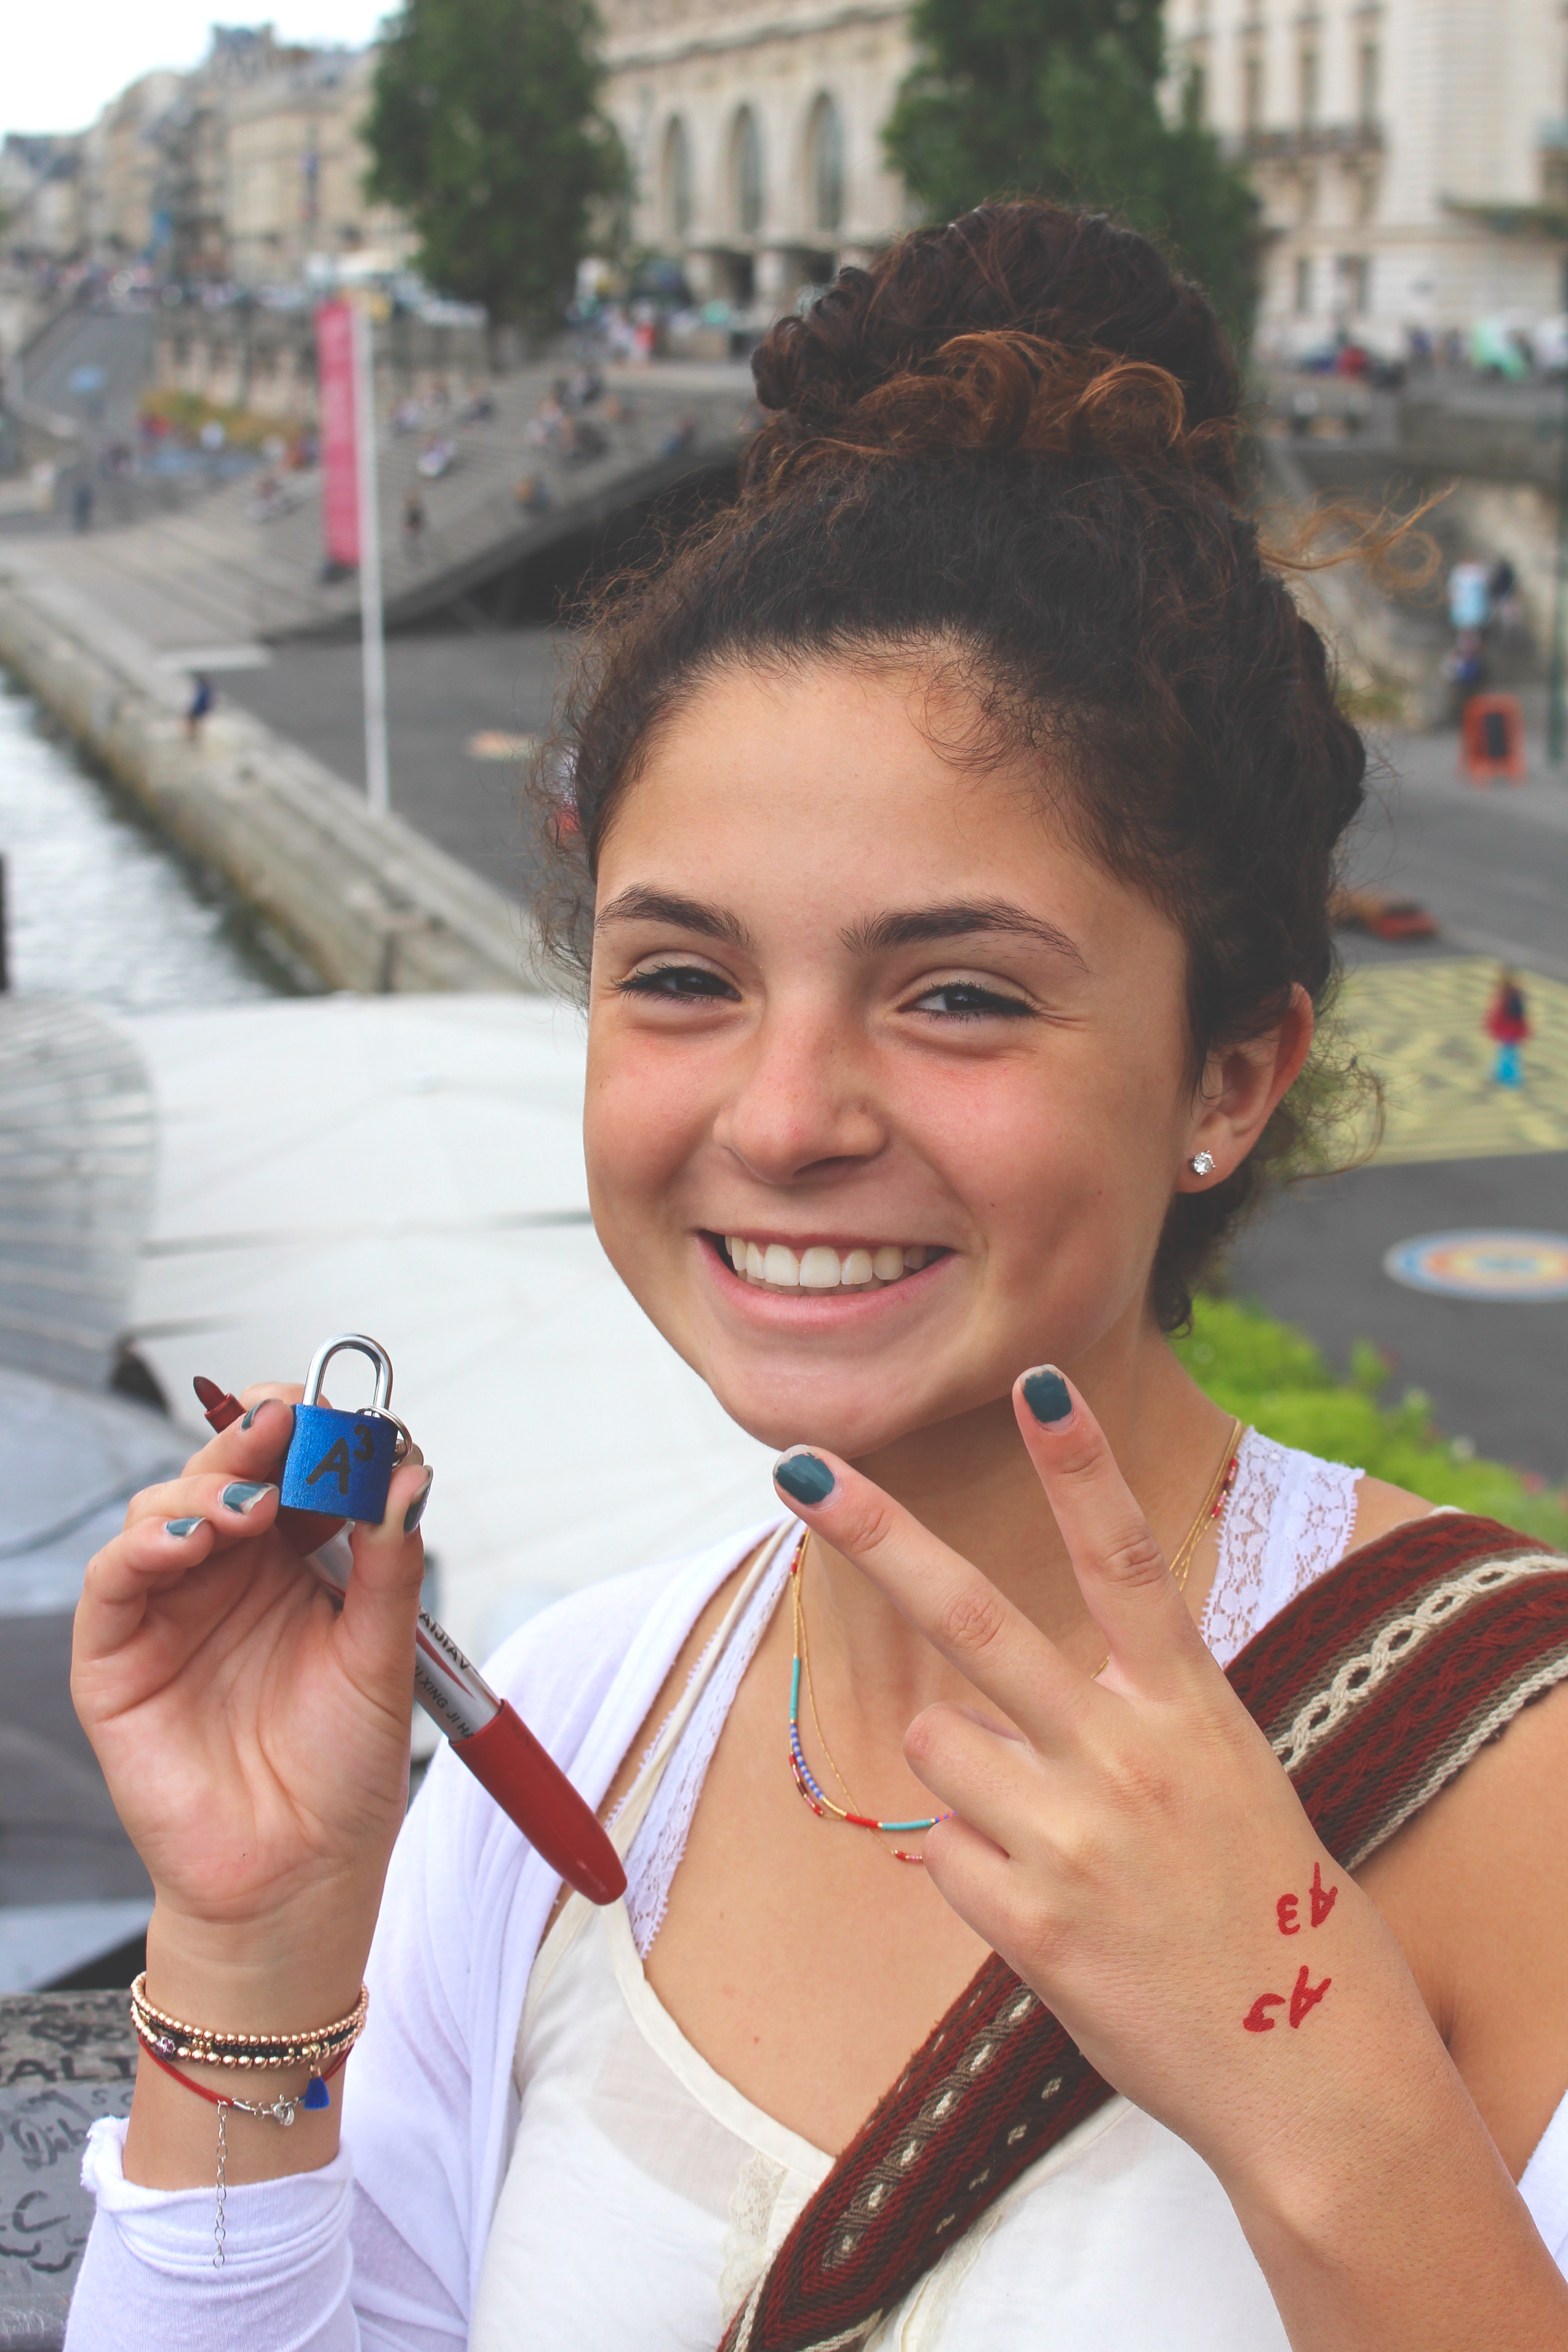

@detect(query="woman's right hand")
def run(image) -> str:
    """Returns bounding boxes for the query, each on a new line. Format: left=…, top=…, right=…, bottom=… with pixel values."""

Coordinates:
left=72, top=1390, right=434, bottom=2018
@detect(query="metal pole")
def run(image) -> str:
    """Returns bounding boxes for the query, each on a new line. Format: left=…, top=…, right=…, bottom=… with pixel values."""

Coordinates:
left=353, top=303, right=391, bottom=817
left=1549, top=361, right=1568, bottom=767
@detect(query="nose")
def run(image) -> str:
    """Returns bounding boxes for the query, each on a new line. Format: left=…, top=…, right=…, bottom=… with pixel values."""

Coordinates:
left=712, top=999, right=887, bottom=1186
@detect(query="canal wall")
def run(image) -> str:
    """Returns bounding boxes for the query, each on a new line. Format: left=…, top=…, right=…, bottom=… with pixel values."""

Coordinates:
left=0, top=561, right=534, bottom=995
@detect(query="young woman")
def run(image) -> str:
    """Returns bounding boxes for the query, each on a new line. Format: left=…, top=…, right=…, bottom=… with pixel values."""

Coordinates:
left=69, top=206, right=1568, bottom=2350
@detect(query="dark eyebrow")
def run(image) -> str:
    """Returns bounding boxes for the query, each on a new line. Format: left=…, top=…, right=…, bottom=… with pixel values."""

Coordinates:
left=843, top=900, right=1088, bottom=968
left=594, top=886, right=754, bottom=949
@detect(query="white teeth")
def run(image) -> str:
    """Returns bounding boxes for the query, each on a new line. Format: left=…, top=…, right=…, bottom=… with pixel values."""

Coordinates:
left=725, top=1238, right=941, bottom=1292
left=763, top=1243, right=800, bottom=1288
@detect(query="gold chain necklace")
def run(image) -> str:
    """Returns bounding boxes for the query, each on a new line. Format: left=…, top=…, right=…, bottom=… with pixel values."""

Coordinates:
left=789, top=1417, right=1245, bottom=1859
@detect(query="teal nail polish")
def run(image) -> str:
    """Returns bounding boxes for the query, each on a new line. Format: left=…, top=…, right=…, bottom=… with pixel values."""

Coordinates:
left=240, top=1401, right=265, bottom=1430
left=1022, top=1367, right=1072, bottom=1426
left=165, top=1517, right=205, bottom=1539
left=404, top=1471, right=434, bottom=1534
left=221, top=1481, right=273, bottom=1514
left=774, top=1452, right=835, bottom=1507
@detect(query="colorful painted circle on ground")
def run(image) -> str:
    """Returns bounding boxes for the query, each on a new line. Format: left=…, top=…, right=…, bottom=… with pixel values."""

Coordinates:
left=1383, top=1231, right=1568, bottom=1302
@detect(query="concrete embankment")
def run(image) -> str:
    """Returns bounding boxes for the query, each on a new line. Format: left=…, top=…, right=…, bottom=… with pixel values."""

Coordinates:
left=0, top=559, right=533, bottom=995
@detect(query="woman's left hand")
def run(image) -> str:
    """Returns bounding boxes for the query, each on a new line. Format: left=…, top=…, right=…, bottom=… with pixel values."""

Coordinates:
left=772, top=1368, right=1440, bottom=2202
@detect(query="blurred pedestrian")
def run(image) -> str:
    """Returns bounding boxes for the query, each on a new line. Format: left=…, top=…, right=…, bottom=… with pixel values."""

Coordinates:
left=185, top=674, right=214, bottom=743
left=402, top=488, right=426, bottom=561
left=71, top=475, right=93, bottom=531
left=1448, top=558, right=1490, bottom=633
left=1484, top=966, right=1530, bottom=1087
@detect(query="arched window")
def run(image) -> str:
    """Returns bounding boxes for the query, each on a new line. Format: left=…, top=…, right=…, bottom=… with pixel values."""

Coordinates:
left=731, top=105, right=764, bottom=236
left=807, top=94, right=844, bottom=234
left=662, top=115, right=692, bottom=240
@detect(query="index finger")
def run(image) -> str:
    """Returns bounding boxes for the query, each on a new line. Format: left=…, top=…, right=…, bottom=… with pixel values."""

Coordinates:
left=771, top=1448, right=1096, bottom=1748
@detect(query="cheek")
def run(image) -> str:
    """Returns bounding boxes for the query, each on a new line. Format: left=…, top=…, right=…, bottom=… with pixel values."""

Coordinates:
left=583, top=1030, right=707, bottom=1233
left=902, top=1026, right=1186, bottom=1245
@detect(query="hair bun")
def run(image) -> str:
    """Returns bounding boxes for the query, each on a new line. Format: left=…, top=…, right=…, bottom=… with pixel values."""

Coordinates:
left=749, top=202, right=1241, bottom=498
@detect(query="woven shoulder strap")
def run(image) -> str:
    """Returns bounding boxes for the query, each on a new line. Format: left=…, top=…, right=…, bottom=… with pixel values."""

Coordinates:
left=720, top=1514, right=1568, bottom=2352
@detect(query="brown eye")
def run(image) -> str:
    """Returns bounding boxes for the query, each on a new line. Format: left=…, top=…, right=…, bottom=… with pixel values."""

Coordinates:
left=618, top=965, right=740, bottom=1000
left=911, top=983, right=1034, bottom=1021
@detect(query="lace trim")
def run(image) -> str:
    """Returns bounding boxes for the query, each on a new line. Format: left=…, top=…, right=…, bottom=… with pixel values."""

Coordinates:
left=625, top=1552, right=791, bottom=1959
left=1202, top=1428, right=1362, bottom=1669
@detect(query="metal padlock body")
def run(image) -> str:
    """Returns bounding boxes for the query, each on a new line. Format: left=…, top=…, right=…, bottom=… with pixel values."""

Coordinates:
left=279, top=1334, right=407, bottom=1524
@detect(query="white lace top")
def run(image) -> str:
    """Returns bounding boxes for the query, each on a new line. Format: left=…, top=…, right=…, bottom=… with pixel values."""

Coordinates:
left=469, top=1433, right=1371, bottom=2351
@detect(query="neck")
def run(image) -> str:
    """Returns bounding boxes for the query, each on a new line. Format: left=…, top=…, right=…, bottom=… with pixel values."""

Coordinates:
left=804, top=1322, right=1234, bottom=1729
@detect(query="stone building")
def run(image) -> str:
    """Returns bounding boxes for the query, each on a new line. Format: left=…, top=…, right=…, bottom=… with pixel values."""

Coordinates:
left=599, top=0, right=914, bottom=303
left=224, top=47, right=412, bottom=285
left=0, top=135, right=87, bottom=263
left=1166, top=0, right=1568, bottom=336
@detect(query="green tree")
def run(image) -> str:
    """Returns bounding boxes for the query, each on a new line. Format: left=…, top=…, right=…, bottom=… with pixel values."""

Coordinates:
left=365, top=0, right=628, bottom=335
left=885, top=0, right=1260, bottom=347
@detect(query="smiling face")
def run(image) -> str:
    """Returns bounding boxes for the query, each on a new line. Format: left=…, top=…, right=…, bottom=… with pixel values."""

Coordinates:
left=583, top=657, right=1215, bottom=1465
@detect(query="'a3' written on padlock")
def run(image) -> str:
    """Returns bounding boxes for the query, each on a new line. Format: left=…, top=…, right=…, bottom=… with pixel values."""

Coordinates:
left=279, top=1335, right=412, bottom=1525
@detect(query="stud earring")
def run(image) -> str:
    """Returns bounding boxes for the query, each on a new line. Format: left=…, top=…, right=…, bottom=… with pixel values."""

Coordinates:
left=1190, top=1151, right=1215, bottom=1177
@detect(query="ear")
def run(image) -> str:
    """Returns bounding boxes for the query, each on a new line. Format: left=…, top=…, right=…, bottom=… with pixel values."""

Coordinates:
left=1179, top=984, right=1314, bottom=1191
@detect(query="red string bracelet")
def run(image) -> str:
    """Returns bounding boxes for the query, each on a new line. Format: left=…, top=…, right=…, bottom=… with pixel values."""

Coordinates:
left=134, top=2026, right=353, bottom=2267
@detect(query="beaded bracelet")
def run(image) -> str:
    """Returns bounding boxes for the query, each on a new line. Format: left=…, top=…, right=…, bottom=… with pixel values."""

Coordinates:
left=133, top=2021, right=357, bottom=2268
left=129, top=1973, right=368, bottom=2073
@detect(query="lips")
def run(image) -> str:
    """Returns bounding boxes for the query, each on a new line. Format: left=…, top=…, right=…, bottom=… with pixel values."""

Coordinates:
left=718, top=1237, right=939, bottom=1293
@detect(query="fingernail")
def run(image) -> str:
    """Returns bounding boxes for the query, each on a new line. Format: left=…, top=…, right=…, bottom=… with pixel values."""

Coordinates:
left=403, top=1470, right=434, bottom=1535
left=774, top=1451, right=835, bottom=1507
left=165, top=1517, right=205, bottom=1539
left=1022, top=1366, right=1073, bottom=1427
left=221, top=1481, right=274, bottom=1515
left=239, top=1401, right=267, bottom=1430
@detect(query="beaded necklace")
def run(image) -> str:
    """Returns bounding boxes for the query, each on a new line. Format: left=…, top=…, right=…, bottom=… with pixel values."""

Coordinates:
left=786, top=1418, right=1245, bottom=1864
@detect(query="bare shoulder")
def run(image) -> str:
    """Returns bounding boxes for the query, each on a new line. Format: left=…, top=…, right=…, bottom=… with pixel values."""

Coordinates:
left=1358, top=1674, right=1568, bottom=2177
left=1349, top=1474, right=1436, bottom=1550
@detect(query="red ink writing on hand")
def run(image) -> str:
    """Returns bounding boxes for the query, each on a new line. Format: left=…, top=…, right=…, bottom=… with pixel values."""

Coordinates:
left=1289, top=1965, right=1331, bottom=2028
left=1276, top=1893, right=1300, bottom=1936
left=1243, top=1994, right=1287, bottom=2033
left=1309, top=1861, right=1337, bottom=1928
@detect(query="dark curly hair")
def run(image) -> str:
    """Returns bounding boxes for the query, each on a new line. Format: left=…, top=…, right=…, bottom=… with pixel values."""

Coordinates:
left=528, top=201, right=1370, bottom=1331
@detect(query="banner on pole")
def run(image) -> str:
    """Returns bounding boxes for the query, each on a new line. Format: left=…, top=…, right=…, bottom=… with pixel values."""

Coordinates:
left=315, top=299, right=359, bottom=568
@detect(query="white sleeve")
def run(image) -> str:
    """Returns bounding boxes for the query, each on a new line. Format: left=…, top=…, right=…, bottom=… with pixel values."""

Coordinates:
left=1520, top=2089, right=1568, bottom=2270
left=63, top=1758, right=492, bottom=2352
left=66, top=2117, right=358, bottom=2352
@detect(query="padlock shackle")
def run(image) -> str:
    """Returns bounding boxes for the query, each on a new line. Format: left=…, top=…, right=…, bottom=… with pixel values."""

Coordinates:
left=302, top=1333, right=394, bottom=1413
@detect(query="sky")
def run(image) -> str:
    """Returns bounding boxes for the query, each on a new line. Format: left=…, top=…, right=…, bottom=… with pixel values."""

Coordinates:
left=6, top=4, right=391, bottom=137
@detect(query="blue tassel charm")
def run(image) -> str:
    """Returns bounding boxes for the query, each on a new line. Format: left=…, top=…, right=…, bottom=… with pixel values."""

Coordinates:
left=303, top=2075, right=331, bottom=2111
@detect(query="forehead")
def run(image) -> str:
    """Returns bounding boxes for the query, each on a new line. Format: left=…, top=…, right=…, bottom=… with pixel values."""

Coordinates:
left=605, top=658, right=1045, bottom=875
left=596, top=656, right=1168, bottom=955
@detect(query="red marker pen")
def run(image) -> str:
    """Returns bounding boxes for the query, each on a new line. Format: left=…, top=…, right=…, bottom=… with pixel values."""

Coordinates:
left=193, top=1375, right=245, bottom=1431
left=305, top=1529, right=625, bottom=1907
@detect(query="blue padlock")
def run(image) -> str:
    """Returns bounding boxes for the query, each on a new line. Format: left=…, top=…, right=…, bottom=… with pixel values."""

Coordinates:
left=280, top=1334, right=411, bottom=1524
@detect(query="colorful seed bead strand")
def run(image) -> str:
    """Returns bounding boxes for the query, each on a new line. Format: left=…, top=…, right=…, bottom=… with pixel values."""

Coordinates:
left=788, top=1533, right=952, bottom=1865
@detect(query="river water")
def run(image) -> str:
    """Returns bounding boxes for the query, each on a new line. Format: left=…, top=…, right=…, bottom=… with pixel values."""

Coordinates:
left=0, top=668, right=295, bottom=1009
